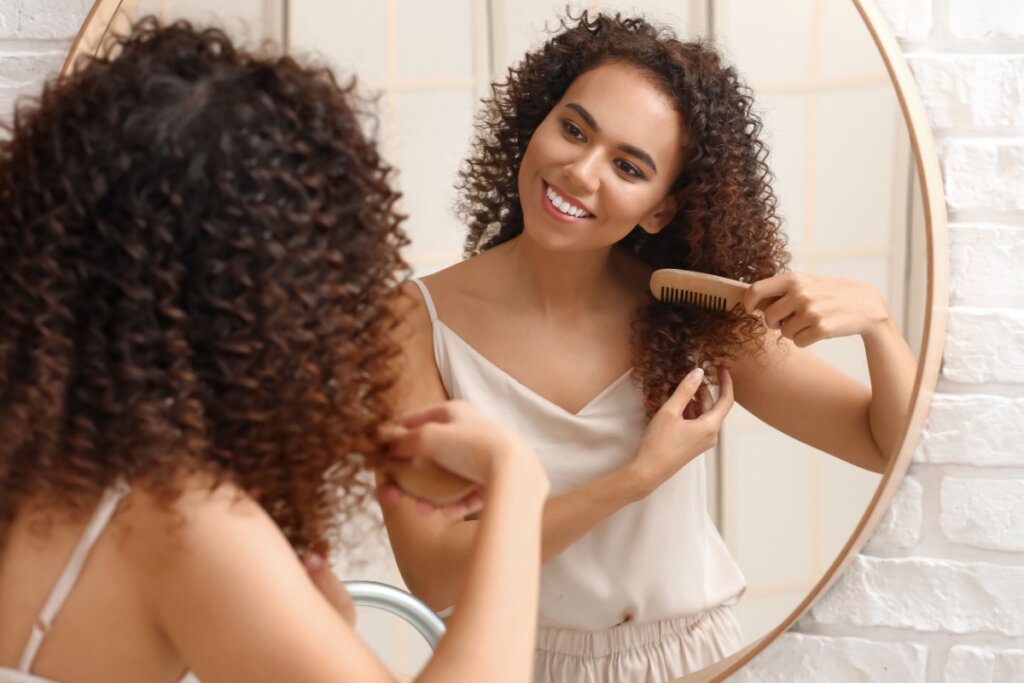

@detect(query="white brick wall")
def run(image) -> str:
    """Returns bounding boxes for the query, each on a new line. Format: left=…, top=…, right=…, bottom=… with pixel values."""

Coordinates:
left=940, top=478, right=1024, bottom=552
left=0, top=0, right=86, bottom=128
left=866, top=475, right=924, bottom=550
left=943, top=646, right=1024, bottom=683
left=0, top=0, right=89, bottom=39
left=942, top=140, right=1024, bottom=212
left=874, top=0, right=934, bottom=42
left=0, top=53, right=65, bottom=125
left=948, top=0, right=1024, bottom=41
left=811, top=556, right=1024, bottom=634
left=2, top=2, right=1022, bottom=682
left=948, top=225, right=1024, bottom=307
left=733, top=0, right=1024, bottom=680
left=908, top=57, right=1024, bottom=129
left=919, top=395, right=1024, bottom=466
left=730, top=633, right=928, bottom=683
left=943, top=308, right=1024, bottom=383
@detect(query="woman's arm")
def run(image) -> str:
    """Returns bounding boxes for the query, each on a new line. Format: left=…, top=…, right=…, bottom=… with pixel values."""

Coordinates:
left=138, top=442, right=546, bottom=683
left=378, top=283, right=477, bottom=609
left=425, top=433, right=547, bottom=679
left=382, top=450, right=649, bottom=611
left=139, top=482, right=397, bottom=683
left=734, top=272, right=917, bottom=473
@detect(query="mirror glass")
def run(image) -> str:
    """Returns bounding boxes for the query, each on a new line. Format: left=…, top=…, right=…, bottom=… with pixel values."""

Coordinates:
left=76, top=0, right=928, bottom=679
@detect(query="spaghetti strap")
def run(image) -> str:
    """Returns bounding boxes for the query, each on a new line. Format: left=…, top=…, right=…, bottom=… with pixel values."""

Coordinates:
left=410, top=278, right=439, bottom=323
left=17, top=479, right=130, bottom=673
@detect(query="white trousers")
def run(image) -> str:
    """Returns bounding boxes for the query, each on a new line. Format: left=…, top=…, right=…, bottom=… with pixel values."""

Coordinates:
left=533, top=603, right=744, bottom=683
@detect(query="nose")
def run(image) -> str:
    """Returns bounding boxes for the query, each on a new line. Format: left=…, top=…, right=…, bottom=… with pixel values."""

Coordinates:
left=563, top=148, right=600, bottom=195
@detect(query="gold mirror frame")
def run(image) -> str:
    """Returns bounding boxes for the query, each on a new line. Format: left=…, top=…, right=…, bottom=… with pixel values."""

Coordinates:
left=62, top=1, right=949, bottom=680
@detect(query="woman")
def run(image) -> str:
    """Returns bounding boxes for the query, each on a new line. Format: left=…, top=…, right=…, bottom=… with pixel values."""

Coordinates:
left=0, top=18, right=548, bottom=683
left=380, top=11, right=915, bottom=683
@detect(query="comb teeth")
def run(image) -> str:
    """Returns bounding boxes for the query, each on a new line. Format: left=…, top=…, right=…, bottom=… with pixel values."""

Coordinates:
left=660, top=286, right=728, bottom=311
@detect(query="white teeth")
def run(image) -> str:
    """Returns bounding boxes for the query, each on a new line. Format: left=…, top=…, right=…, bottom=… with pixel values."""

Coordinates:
left=546, top=185, right=590, bottom=218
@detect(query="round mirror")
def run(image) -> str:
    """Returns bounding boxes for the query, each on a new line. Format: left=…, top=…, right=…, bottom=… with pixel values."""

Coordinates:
left=64, top=1, right=946, bottom=681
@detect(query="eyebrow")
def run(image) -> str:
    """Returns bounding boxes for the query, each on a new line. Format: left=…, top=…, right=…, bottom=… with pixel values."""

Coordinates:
left=564, top=102, right=658, bottom=173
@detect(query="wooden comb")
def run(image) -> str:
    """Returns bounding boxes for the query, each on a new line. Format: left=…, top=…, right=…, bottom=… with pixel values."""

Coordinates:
left=650, top=269, right=750, bottom=312
left=379, top=457, right=478, bottom=506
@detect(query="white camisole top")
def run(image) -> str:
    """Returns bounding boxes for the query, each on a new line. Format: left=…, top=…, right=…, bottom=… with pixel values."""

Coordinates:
left=411, top=279, right=746, bottom=630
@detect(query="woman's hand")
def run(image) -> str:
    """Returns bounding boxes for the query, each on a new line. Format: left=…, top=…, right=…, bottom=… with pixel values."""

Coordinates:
left=302, top=553, right=356, bottom=627
left=380, top=400, right=545, bottom=517
left=628, top=367, right=734, bottom=496
left=742, top=272, right=892, bottom=347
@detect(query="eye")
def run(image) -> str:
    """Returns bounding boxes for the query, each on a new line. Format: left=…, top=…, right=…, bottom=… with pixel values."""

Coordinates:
left=561, top=119, right=585, bottom=141
left=615, top=159, right=644, bottom=179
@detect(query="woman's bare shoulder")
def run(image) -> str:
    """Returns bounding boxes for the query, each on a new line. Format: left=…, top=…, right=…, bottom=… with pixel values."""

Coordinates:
left=116, top=471, right=288, bottom=577
left=393, top=249, right=495, bottom=319
left=115, top=472, right=386, bottom=683
left=422, top=249, right=500, bottom=295
left=422, top=248, right=513, bottom=319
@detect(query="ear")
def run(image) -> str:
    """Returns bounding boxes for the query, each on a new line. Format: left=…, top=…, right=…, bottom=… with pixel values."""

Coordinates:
left=637, top=194, right=678, bottom=235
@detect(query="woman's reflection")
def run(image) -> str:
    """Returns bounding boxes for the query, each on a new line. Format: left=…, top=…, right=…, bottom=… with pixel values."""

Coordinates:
left=379, top=11, right=915, bottom=683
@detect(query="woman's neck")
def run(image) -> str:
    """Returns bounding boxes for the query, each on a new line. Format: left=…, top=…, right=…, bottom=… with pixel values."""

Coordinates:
left=500, top=235, right=629, bottom=318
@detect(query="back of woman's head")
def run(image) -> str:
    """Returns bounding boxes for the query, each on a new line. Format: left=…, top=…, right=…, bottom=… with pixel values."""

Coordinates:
left=0, top=17, right=407, bottom=549
left=458, top=11, right=789, bottom=411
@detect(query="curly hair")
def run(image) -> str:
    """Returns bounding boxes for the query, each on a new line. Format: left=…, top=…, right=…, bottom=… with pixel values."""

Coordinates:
left=0, top=18, right=409, bottom=551
left=457, top=11, right=789, bottom=412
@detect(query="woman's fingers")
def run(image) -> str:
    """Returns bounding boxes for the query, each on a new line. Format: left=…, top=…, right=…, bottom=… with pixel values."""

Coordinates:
left=777, top=310, right=814, bottom=342
left=440, top=489, right=485, bottom=519
left=682, top=383, right=713, bottom=420
left=776, top=308, right=836, bottom=346
left=697, top=383, right=714, bottom=414
left=377, top=403, right=453, bottom=449
left=303, top=553, right=356, bottom=626
left=761, top=295, right=799, bottom=330
left=791, top=324, right=827, bottom=348
left=395, top=403, right=455, bottom=430
left=699, top=368, right=734, bottom=425
left=383, top=482, right=404, bottom=504
left=662, top=367, right=706, bottom=415
left=377, top=423, right=409, bottom=443
left=748, top=272, right=894, bottom=345
left=383, top=424, right=432, bottom=460
left=383, top=478, right=484, bottom=519
left=742, top=274, right=791, bottom=314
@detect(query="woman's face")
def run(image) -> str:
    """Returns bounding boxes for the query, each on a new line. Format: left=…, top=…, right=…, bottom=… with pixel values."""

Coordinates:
left=517, top=61, right=686, bottom=252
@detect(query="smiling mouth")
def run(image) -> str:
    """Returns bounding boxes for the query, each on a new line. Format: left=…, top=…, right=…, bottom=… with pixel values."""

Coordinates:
left=544, top=182, right=594, bottom=219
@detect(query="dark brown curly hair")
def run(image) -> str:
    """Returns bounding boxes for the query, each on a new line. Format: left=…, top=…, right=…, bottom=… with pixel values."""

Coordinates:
left=457, top=11, right=789, bottom=412
left=0, top=18, right=408, bottom=551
